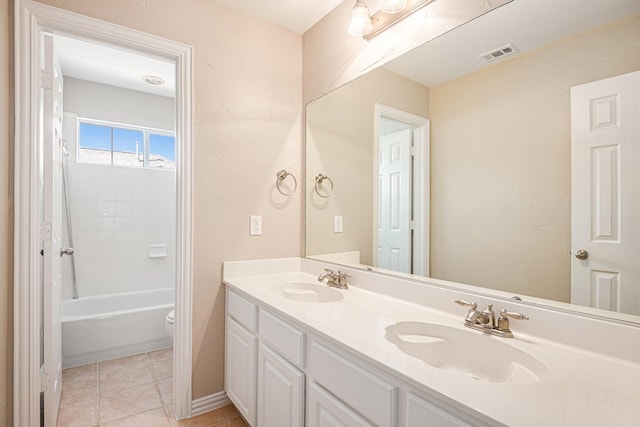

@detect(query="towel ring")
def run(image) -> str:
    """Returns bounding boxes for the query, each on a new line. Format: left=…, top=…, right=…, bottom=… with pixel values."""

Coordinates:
left=276, top=169, right=297, bottom=196
left=314, top=173, right=334, bottom=198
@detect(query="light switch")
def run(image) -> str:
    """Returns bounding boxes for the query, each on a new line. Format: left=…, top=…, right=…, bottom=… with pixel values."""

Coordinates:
left=334, top=215, right=343, bottom=233
left=250, top=215, right=262, bottom=236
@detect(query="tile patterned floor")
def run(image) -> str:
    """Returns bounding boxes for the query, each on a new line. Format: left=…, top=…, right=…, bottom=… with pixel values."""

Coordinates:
left=56, top=349, right=248, bottom=427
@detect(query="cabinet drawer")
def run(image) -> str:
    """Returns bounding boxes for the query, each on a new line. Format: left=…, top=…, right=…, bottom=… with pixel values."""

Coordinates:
left=259, top=309, right=305, bottom=368
left=307, top=382, right=373, bottom=427
left=407, top=392, right=495, bottom=427
left=310, top=341, right=397, bottom=427
left=227, top=289, right=257, bottom=333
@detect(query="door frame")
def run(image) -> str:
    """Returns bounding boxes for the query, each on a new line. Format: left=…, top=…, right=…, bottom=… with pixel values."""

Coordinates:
left=14, top=0, right=194, bottom=425
left=373, top=104, right=430, bottom=276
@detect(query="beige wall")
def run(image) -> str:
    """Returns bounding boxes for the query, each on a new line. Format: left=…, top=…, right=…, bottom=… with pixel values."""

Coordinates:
left=429, top=16, right=640, bottom=302
left=306, top=68, right=429, bottom=264
left=302, top=0, right=509, bottom=104
left=2, top=0, right=302, bottom=412
left=1, top=0, right=13, bottom=424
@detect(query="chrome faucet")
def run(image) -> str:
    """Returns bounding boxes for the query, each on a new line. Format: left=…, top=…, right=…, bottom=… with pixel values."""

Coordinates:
left=318, top=268, right=350, bottom=289
left=454, top=300, right=528, bottom=338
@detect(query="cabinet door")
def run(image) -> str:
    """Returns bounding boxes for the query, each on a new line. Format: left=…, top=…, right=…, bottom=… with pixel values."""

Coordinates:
left=407, top=392, right=473, bottom=427
left=307, top=382, right=374, bottom=427
left=257, top=343, right=305, bottom=427
left=226, top=317, right=257, bottom=426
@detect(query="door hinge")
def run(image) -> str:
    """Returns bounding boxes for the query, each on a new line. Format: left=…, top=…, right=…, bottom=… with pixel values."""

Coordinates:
left=40, top=367, right=51, bottom=392
left=410, top=146, right=416, bottom=157
left=40, top=69, right=52, bottom=89
left=40, top=222, right=52, bottom=241
left=410, top=220, right=415, bottom=230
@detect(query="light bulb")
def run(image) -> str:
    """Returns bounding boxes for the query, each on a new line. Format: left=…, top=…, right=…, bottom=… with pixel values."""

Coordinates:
left=348, top=0, right=373, bottom=37
left=379, top=0, right=408, bottom=14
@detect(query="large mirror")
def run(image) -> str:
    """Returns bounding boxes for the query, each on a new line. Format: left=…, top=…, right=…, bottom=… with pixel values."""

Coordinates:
left=305, top=0, right=640, bottom=322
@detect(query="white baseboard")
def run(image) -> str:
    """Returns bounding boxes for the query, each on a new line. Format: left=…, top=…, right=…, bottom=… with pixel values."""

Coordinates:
left=191, top=391, right=231, bottom=417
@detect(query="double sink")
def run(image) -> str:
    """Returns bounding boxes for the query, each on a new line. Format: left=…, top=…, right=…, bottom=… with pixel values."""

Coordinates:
left=271, top=281, right=550, bottom=385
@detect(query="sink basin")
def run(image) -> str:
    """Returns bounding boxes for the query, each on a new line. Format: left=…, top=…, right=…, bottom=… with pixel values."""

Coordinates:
left=270, top=282, right=344, bottom=303
left=385, top=321, right=550, bottom=384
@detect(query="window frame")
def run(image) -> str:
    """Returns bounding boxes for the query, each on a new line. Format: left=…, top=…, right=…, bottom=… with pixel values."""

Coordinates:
left=77, top=117, right=176, bottom=169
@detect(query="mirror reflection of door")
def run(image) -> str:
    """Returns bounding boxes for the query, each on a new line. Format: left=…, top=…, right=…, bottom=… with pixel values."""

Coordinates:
left=378, top=125, right=412, bottom=273
left=570, top=70, right=640, bottom=316
left=374, top=106, right=430, bottom=276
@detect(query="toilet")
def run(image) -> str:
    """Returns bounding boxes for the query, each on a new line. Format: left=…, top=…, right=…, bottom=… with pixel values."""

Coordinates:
left=165, top=310, right=175, bottom=342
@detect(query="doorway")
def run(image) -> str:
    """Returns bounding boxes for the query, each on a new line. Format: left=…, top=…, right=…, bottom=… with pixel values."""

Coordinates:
left=373, top=104, right=430, bottom=276
left=14, top=1, right=193, bottom=425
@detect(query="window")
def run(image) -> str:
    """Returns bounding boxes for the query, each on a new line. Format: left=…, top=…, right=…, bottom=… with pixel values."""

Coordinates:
left=78, top=120, right=175, bottom=169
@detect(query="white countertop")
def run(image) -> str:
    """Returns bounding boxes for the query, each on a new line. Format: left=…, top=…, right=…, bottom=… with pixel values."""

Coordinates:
left=222, top=258, right=640, bottom=427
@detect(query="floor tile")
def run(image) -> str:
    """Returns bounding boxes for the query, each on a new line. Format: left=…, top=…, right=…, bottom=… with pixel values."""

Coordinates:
left=56, top=399, right=98, bottom=427
left=56, top=351, right=249, bottom=427
left=157, top=377, right=173, bottom=406
left=101, top=408, right=171, bottom=427
left=60, top=373, right=97, bottom=407
left=173, top=405, right=242, bottom=427
left=148, top=348, right=173, bottom=362
left=99, top=354, right=149, bottom=373
left=62, top=363, right=96, bottom=382
left=99, top=381, right=163, bottom=423
left=214, top=418, right=249, bottom=427
left=150, top=355, right=173, bottom=380
left=99, top=354, right=154, bottom=395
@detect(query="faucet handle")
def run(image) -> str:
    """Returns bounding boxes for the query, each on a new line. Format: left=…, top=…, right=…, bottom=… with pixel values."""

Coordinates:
left=336, top=271, right=350, bottom=288
left=323, top=268, right=335, bottom=273
left=496, top=309, right=529, bottom=337
left=499, top=309, right=529, bottom=321
left=454, top=299, right=477, bottom=310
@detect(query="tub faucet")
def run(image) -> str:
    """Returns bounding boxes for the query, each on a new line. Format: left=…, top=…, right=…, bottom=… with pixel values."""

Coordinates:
left=318, top=268, right=350, bottom=289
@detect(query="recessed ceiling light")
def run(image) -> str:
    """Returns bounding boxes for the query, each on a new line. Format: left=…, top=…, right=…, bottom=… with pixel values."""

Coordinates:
left=141, top=75, right=165, bottom=86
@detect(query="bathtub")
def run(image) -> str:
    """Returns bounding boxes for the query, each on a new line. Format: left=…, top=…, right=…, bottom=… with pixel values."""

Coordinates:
left=62, top=287, right=174, bottom=368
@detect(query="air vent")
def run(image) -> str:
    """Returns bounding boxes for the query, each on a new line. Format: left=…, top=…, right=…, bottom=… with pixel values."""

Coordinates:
left=478, top=43, right=519, bottom=62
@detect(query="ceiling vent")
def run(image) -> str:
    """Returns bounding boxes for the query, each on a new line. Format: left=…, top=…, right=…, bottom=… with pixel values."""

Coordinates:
left=478, top=43, right=519, bottom=62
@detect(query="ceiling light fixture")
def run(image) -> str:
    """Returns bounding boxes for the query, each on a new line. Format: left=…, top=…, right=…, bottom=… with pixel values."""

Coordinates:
left=349, top=0, right=437, bottom=40
left=348, top=0, right=374, bottom=37
left=141, top=75, right=165, bottom=86
left=379, top=0, right=408, bottom=14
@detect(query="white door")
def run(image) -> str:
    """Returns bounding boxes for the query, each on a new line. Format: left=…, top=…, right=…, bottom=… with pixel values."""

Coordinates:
left=571, top=70, right=640, bottom=315
left=257, top=343, right=305, bottom=427
left=377, top=129, right=412, bottom=273
left=42, top=34, right=64, bottom=426
left=225, top=317, right=257, bottom=426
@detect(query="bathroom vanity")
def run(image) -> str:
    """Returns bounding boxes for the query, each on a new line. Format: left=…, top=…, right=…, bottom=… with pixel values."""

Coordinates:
left=223, top=257, right=640, bottom=427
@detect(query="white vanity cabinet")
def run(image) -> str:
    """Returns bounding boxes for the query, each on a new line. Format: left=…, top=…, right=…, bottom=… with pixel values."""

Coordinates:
left=257, top=343, right=305, bottom=427
left=225, top=289, right=306, bottom=427
left=225, top=287, right=494, bottom=427
left=307, top=381, right=374, bottom=427
left=308, top=340, right=398, bottom=427
left=406, top=392, right=476, bottom=427
left=225, top=291, right=258, bottom=426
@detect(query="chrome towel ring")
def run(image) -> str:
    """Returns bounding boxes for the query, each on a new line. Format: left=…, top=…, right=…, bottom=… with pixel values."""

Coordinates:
left=276, top=169, right=297, bottom=196
left=314, top=173, right=334, bottom=198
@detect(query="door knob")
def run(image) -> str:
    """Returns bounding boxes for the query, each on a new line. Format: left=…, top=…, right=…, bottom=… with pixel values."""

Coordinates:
left=575, top=249, right=589, bottom=260
left=60, top=247, right=74, bottom=257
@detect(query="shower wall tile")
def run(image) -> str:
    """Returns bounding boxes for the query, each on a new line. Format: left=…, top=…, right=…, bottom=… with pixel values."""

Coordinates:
left=116, top=186, right=135, bottom=201
left=97, top=184, right=116, bottom=201
left=61, top=160, right=176, bottom=299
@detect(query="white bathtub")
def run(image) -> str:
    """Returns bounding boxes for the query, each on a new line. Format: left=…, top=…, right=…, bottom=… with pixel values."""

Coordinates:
left=62, top=288, right=174, bottom=368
